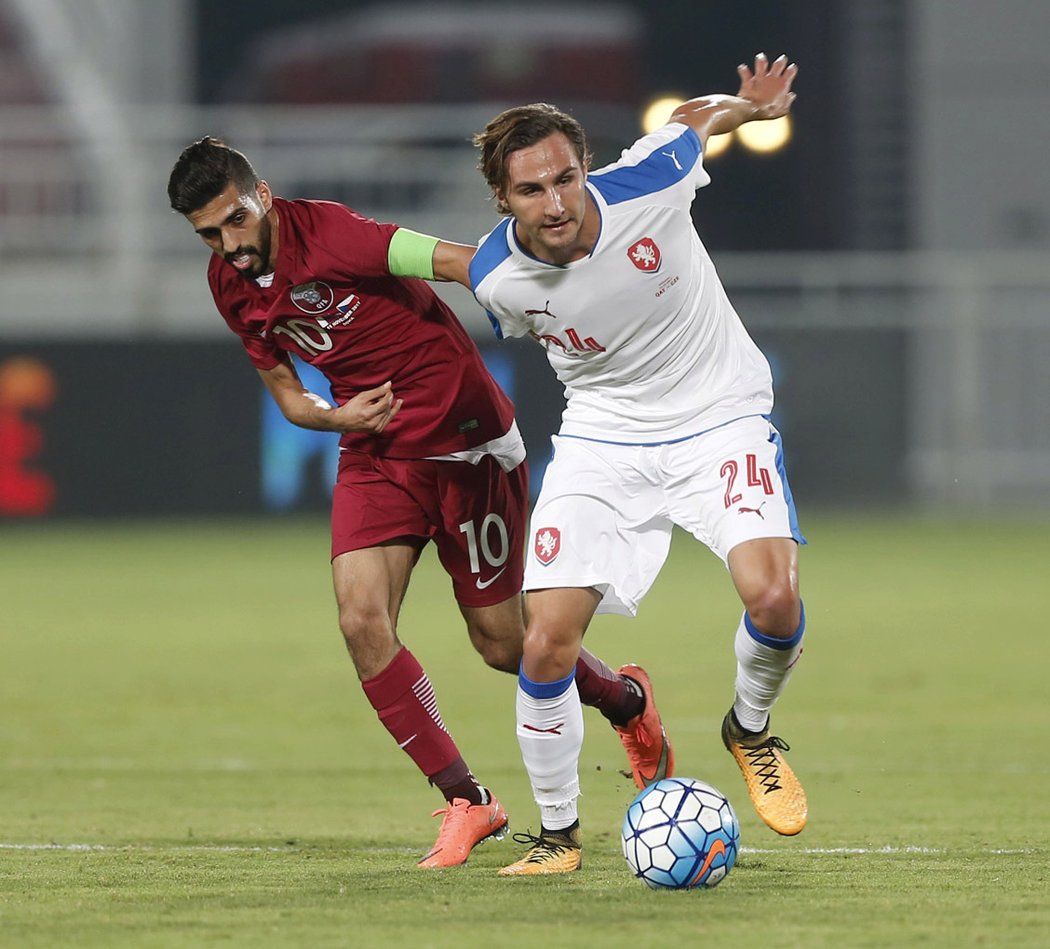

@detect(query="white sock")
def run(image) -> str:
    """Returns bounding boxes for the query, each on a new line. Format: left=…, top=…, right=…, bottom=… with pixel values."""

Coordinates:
left=732, top=604, right=805, bottom=733
left=516, top=671, right=583, bottom=830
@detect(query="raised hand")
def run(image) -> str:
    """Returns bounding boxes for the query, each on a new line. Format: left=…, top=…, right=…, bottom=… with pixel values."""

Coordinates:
left=736, top=52, right=798, bottom=120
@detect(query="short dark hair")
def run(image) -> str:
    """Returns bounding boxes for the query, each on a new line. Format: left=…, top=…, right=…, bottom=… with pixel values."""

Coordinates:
left=473, top=103, right=592, bottom=214
left=167, top=136, right=259, bottom=214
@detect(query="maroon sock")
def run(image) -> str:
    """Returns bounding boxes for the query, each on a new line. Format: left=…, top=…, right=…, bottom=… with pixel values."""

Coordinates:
left=361, top=647, right=483, bottom=804
left=575, top=648, right=644, bottom=726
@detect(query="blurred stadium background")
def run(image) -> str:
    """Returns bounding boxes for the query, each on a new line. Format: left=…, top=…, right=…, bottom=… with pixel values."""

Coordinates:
left=1, top=0, right=1048, bottom=520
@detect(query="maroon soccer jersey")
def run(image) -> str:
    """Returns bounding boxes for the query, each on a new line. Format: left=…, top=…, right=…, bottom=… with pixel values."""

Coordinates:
left=208, top=197, right=515, bottom=458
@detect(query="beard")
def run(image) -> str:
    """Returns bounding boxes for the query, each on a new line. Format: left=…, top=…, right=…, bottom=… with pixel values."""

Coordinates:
left=225, top=217, right=273, bottom=280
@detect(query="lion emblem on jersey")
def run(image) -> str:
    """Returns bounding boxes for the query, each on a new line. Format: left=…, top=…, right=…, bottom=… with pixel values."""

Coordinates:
left=628, top=237, right=661, bottom=273
left=534, top=527, right=561, bottom=566
left=290, top=281, right=335, bottom=313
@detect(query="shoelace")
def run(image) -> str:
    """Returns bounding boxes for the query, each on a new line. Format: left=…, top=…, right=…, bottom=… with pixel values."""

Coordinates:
left=511, top=831, right=577, bottom=862
left=743, top=736, right=791, bottom=794
left=430, top=800, right=477, bottom=830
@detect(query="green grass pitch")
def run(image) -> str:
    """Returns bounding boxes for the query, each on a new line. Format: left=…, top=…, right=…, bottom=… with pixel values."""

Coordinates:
left=2, top=513, right=1048, bottom=947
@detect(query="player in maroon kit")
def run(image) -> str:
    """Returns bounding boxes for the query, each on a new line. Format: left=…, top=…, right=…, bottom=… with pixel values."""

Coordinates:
left=166, top=137, right=674, bottom=869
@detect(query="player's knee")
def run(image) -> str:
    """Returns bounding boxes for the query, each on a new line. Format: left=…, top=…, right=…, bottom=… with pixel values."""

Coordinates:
left=465, top=616, right=521, bottom=673
left=337, top=601, right=390, bottom=651
left=522, top=623, right=581, bottom=678
left=479, top=638, right=521, bottom=674
left=744, top=582, right=801, bottom=639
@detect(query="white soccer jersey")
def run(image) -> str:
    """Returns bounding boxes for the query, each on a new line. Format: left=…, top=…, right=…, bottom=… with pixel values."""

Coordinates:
left=469, top=123, right=774, bottom=443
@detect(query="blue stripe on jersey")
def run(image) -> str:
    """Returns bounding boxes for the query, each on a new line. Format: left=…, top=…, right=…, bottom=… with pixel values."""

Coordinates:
left=589, top=126, right=702, bottom=205
left=483, top=307, right=504, bottom=340
left=468, top=218, right=513, bottom=289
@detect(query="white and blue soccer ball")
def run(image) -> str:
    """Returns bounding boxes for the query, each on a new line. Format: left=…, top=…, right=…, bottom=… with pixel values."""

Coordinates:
left=621, top=777, right=740, bottom=889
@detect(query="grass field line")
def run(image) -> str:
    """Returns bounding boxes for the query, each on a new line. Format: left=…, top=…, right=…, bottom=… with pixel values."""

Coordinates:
left=1, top=842, right=1041, bottom=856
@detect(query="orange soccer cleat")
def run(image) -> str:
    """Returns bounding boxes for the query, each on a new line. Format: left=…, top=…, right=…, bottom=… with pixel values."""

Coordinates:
left=498, top=824, right=582, bottom=876
left=721, top=709, right=808, bottom=836
left=417, top=795, right=509, bottom=868
left=613, top=664, right=675, bottom=790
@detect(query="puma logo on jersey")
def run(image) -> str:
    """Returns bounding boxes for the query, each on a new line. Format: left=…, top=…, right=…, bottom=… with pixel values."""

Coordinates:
left=525, top=300, right=557, bottom=319
left=661, top=149, right=683, bottom=171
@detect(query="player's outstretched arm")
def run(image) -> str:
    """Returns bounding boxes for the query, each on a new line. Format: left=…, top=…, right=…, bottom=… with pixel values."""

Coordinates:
left=387, top=227, right=474, bottom=289
left=670, top=52, right=798, bottom=148
left=258, top=357, right=402, bottom=435
left=432, top=239, right=474, bottom=289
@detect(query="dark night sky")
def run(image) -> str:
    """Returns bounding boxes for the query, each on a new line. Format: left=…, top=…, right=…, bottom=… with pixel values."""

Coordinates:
left=193, top=1, right=851, bottom=251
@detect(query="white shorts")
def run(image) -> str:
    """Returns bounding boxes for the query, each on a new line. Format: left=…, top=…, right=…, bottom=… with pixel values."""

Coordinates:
left=524, top=415, right=804, bottom=616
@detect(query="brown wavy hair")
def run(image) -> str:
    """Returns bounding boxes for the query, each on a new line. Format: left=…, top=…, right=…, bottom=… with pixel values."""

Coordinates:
left=473, top=103, right=592, bottom=214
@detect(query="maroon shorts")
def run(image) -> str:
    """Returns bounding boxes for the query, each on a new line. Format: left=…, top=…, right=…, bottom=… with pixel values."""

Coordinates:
left=331, top=451, right=529, bottom=607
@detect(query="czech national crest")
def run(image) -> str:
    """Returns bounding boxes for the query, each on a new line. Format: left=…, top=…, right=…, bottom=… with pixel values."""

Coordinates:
left=628, top=237, right=661, bottom=272
left=534, top=527, right=561, bottom=565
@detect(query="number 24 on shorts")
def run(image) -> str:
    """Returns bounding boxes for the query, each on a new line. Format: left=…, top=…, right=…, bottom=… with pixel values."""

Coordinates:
left=720, top=454, right=774, bottom=509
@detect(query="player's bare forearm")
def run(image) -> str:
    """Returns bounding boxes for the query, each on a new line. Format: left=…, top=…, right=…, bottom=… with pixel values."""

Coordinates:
left=432, top=240, right=475, bottom=288
left=671, top=53, right=797, bottom=145
left=257, top=363, right=402, bottom=435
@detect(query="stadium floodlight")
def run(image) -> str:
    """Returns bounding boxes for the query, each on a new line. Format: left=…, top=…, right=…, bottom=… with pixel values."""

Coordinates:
left=640, top=94, right=734, bottom=160
left=703, top=132, right=733, bottom=159
left=640, top=94, right=684, bottom=135
left=736, top=114, right=792, bottom=154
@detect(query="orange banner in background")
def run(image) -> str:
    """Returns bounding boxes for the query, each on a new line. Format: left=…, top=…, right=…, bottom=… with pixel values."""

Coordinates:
left=0, top=356, right=57, bottom=516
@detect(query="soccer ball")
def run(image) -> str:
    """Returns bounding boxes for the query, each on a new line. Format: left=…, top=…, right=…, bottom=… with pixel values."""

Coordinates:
left=621, top=777, right=740, bottom=889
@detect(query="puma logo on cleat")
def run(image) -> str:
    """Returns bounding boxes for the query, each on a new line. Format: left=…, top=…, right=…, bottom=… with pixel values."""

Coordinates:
left=738, top=502, right=767, bottom=519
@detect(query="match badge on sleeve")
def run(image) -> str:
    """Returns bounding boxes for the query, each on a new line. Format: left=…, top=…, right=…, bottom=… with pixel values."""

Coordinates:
left=534, top=527, right=561, bottom=565
left=628, top=237, right=661, bottom=273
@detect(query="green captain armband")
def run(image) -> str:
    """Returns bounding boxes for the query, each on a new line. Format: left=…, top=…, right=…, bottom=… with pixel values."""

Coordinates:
left=388, top=228, right=440, bottom=280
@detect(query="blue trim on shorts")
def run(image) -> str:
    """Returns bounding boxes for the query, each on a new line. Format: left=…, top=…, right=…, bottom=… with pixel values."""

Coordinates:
left=556, top=413, right=766, bottom=448
left=518, top=665, right=575, bottom=699
left=744, top=601, right=806, bottom=651
left=768, top=424, right=806, bottom=545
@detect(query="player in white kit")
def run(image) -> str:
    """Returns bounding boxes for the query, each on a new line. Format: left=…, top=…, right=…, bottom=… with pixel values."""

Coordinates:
left=402, top=53, right=807, bottom=874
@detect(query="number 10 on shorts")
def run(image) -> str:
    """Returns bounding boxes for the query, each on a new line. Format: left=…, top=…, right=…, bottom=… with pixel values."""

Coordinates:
left=458, top=514, right=510, bottom=574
